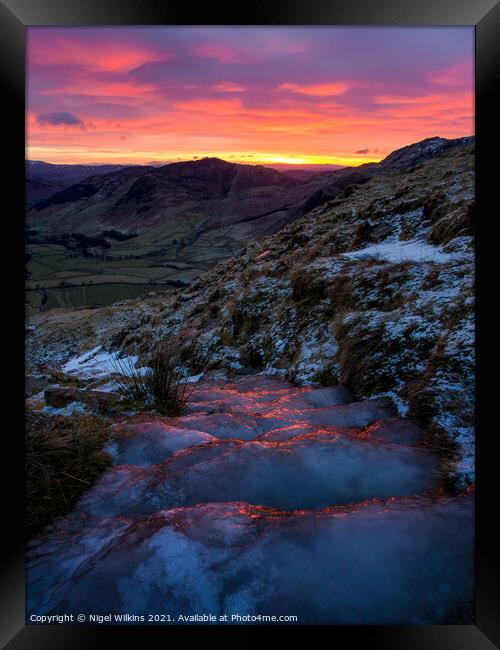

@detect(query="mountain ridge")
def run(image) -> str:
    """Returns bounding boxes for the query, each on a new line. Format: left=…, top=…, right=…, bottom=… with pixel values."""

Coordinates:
left=29, top=136, right=473, bottom=215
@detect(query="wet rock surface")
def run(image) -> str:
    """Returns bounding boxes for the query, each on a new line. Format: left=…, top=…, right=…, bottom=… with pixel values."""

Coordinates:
left=25, top=373, right=53, bottom=398
left=44, top=386, right=122, bottom=413
left=27, top=375, right=474, bottom=624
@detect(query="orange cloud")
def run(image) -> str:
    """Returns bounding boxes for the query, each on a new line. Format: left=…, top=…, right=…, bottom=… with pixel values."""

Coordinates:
left=374, top=94, right=448, bottom=105
left=42, top=79, right=158, bottom=101
left=27, top=93, right=473, bottom=168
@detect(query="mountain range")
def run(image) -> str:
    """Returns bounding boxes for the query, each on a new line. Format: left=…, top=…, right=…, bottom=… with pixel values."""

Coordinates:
left=26, top=136, right=473, bottom=312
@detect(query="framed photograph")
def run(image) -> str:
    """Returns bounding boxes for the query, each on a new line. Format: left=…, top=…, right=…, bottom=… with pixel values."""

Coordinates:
left=2, top=0, right=498, bottom=647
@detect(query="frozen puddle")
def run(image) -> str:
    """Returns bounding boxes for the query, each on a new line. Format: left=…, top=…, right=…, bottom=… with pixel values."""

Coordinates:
left=27, top=374, right=474, bottom=624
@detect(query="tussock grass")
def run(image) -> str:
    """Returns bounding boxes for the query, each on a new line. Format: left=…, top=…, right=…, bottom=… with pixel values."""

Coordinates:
left=180, top=340, right=211, bottom=374
left=107, top=340, right=193, bottom=416
left=105, top=355, right=150, bottom=403
left=289, top=267, right=327, bottom=302
left=229, top=302, right=263, bottom=342
left=327, top=273, right=354, bottom=313
left=333, top=318, right=393, bottom=396
left=312, top=366, right=339, bottom=386
left=25, top=412, right=111, bottom=540
left=430, top=201, right=474, bottom=245
left=146, top=341, right=192, bottom=416
left=47, top=370, right=84, bottom=388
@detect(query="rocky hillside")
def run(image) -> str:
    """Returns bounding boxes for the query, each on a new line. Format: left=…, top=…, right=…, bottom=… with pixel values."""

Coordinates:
left=26, top=138, right=474, bottom=487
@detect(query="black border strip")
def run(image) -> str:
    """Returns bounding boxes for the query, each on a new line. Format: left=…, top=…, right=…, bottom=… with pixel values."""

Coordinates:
left=2, top=0, right=499, bottom=647
left=1, top=0, right=499, bottom=25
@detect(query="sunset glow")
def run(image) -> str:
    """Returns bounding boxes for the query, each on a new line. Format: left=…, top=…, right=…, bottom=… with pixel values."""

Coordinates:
left=26, top=27, right=474, bottom=168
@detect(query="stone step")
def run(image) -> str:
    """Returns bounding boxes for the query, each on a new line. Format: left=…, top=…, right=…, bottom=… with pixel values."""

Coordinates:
left=80, top=431, right=440, bottom=516
left=27, top=494, right=474, bottom=625
left=27, top=374, right=468, bottom=625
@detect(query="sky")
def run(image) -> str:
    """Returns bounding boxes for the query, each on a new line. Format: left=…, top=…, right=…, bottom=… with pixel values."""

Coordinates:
left=26, top=27, right=474, bottom=169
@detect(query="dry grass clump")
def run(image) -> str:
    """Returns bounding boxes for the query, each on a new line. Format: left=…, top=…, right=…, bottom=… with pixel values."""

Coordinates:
left=146, top=341, right=193, bottom=416
left=289, top=267, right=327, bottom=303
left=430, top=201, right=474, bottom=245
left=109, top=340, right=193, bottom=416
left=333, top=311, right=433, bottom=398
left=229, top=301, right=264, bottom=342
left=25, top=412, right=111, bottom=540
left=422, top=190, right=447, bottom=223
left=406, top=341, right=474, bottom=432
left=180, top=339, right=211, bottom=374
left=47, top=370, right=84, bottom=388
left=109, top=327, right=130, bottom=348
left=106, top=355, right=149, bottom=403
left=326, top=260, right=413, bottom=315
left=239, top=346, right=264, bottom=369
left=327, top=273, right=355, bottom=313
left=312, top=366, right=339, bottom=386
left=333, top=318, right=393, bottom=396
left=405, top=372, right=473, bottom=493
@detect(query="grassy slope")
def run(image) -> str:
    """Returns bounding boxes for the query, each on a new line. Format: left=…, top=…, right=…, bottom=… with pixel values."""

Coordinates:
left=25, top=413, right=111, bottom=539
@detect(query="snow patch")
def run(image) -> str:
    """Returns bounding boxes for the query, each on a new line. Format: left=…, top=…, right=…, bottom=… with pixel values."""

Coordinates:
left=343, top=238, right=461, bottom=264
left=42, top=401, right=88, bottom=416
left=62, top=346, right=148, bottom=380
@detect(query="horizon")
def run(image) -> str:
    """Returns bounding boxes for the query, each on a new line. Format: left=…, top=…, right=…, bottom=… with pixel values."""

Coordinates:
left=26, top=155, right=351, bottom=171
left=26, top=133, right=474, bottom=173
left=27, top=27, right=474, bottom=167
left=25, top=156, right=354, bottom=172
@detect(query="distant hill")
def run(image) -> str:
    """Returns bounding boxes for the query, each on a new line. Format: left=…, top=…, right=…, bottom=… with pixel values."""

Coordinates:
left=280, top=169, right=335, bottom=182
left=26, top=160, right=130, bottom=206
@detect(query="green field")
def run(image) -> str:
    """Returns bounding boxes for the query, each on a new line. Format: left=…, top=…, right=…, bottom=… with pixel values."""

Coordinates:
left=25, top=234, right=211, bottom=311
left=25, top=283, right=173, bottom=315
left=25, top=189, right=286, bottom=312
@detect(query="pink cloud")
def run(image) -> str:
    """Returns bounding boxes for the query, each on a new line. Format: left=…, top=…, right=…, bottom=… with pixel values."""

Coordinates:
left=429, top=61, right=474, bottom=87
left=280, top=82, right=348, bottom=96
left=374, top=94, right=450, bottom=105
left=173, top=98, right=243, bottom=115
left=213, top=82, right=246, bottom=93
left=28, top=37, right=169, bottom=72
left=192, top=43, right=241, bottom=63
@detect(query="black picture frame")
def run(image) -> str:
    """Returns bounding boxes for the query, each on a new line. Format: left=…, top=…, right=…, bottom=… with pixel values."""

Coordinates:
left=2, top=0, right=499, bottom=647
